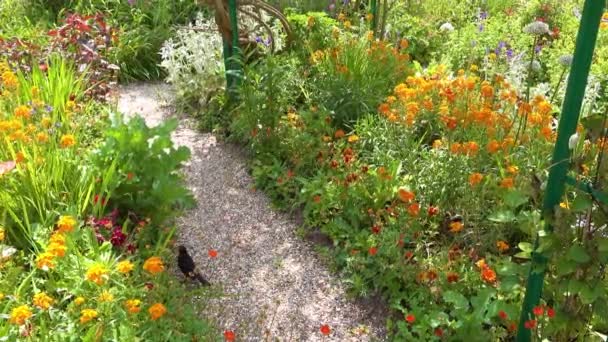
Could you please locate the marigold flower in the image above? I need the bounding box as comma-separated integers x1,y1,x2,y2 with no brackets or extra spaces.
405,314,415,323
125,299,142,314
224,330,236,341
398,189,415,202
36,252,56,270
47,242,67,257
407,202,420,216
496,240,510,252
320,324,331,336
348,135,359,143
14,105,32,119
59,134,76,148
99,290,114,302
117,260,134,274
74,297,85,306
432,139,443,149
49,232,65,244
500,177,514,189
481,267,497,283
334,129,345,139
0,227,4,241
447,272,459,283
487,140,501,153
143,256,164,275
85,263,109,285
428,206,439,216
80,309,98,324
33,292,54,310
56,215,77,233
9,305,32,325
449,221,464,233
208,249,218,258
507,165,519,175
368,246,378,256
148,303,167,320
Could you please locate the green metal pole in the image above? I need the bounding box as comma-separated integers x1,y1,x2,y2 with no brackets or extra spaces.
370,0,378,34
226,0,241,101
516,1,604,341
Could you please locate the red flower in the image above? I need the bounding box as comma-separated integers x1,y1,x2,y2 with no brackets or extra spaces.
524,319,537,329
405,314,415,324
498,310,508,320
446,272,459,283
547,307,555,318
320,324,331,336
371,225,381,234
368,247,378,256
224,330,235,341
533,305,544,316
434,327,443,337
407,202,420,216
404,251,413,260
208,249,218,258
427,206,439,216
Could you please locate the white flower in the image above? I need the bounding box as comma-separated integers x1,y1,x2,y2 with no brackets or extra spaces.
439,22,455,32
558,55,573,67
531,60,542,72
523,21,550,35
569,133,579,150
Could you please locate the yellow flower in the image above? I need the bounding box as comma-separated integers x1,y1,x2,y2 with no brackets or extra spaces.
337,13,346,21
41,117,52,128
1,71,18,88
432,139,443,149
85,263,109,285
99,290,114,302
47,242,67,257
9,305,32,325
33,292,54,310
0,227,4,241
365,13,374,22
36,252,56,270
348,135,359,143
74,297,85,306
143,256,164,275
59,134,76,148
0,293,4,300
449,221,464,233
148,303,167,320
344,20,352,30
124,299,142,314
506,165,519,175
14,105,31,119
116,260,134,274
496,240,510,253
31,86,39,98
80,309,98,324
36,132,49,143
49,232,65,245
56,215,77,233
470,64,479,72
560,202,569,209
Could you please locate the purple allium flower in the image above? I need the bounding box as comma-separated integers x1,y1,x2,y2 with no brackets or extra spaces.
478,24,484,32
480,11,488,20
498,41,506,49
535,45,542,53
255,36,263,43
506,49,514,59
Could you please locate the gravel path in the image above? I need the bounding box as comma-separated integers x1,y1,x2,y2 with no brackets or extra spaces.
117,82,386,342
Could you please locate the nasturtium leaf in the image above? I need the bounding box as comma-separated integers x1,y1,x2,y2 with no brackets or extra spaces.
504,191,528,208
571,196,592,212
488,210,516,223
518,242,533,252
567,244,591,263
443,290,469,311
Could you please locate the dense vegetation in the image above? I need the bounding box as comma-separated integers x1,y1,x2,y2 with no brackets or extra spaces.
2,0,608,340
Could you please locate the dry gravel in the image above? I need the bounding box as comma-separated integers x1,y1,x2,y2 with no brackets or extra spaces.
117,82,387,342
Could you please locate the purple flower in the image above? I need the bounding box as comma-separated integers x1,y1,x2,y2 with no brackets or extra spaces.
480,11,488,20
478,24,484,32
498,41,506,49
506,49,514,59
128,0,136,6
535,45,542,54
255,36,263,43
110,227,127,246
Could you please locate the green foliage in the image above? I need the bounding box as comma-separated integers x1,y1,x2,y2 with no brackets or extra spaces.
92,115,195,225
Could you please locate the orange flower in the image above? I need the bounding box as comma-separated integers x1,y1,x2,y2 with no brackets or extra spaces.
405,314,415,324
47,242,66,257
500,177,514,189
464,141,479,156
481,267,497,283
398,189,415,202
486,140,501,153
14,105,32,119
143,256,164,275
407,202,420,216
80,309,98,324
506,165,519,175
33,292,54,310
208,249,218,258
224,330,236,341
59,134,76,148
450,143,462,154
449,221,464,233
56,215,77,233
334,129,345,139
378,103,390,115
469,173,483,186
148,303,167,320
9,305,32,325
124,299,142,314
399,39,409,50
447,272,459,283
85,263,109,285
496,240,509,252
36,252,55,270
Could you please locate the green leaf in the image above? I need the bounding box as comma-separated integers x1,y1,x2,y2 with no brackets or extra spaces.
518,242,534,252
567,244,591,264
597,238,608,252
571,196,592,212
488,210,516,223
443,290,469,311
504,191,528,208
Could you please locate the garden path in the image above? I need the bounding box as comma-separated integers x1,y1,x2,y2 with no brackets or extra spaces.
117,82,386,342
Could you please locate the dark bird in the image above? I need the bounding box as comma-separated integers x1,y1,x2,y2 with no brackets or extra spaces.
178,245,210,286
